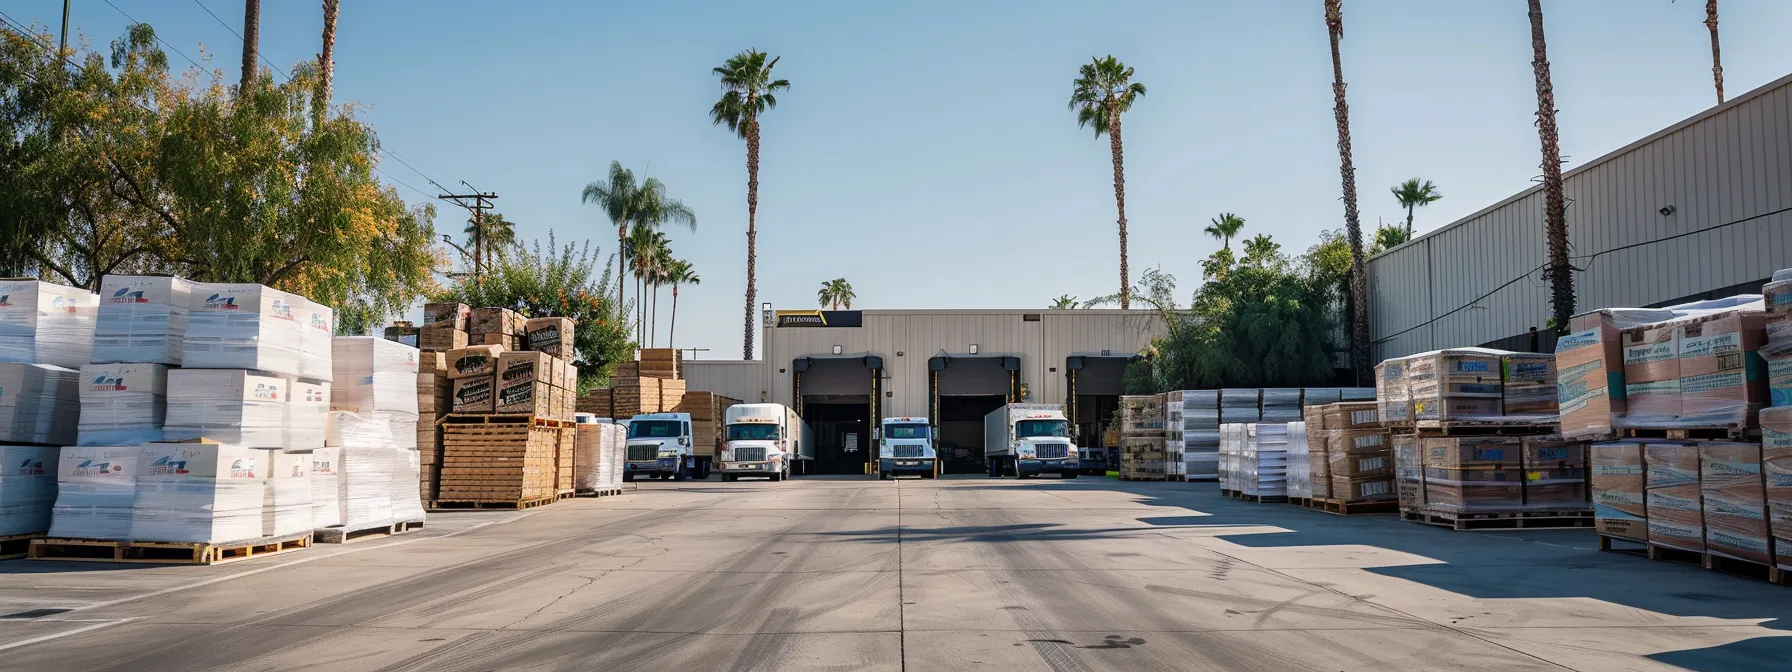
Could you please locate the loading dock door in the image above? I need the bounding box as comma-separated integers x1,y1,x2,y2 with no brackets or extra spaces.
793,356,883,475
1067,355,1131,450
931,356,1020,474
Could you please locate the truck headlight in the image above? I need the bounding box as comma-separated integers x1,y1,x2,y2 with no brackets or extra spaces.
658,450,678,459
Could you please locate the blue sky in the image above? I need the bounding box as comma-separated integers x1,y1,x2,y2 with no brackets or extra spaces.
12,1,1792,360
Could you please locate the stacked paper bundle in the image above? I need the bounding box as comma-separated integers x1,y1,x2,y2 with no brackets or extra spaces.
296,299,336,382
1261,389,1302,424
327,411,396,529
93,275,191,365
1589,441,1648,542
1177,390,1220,481
0,279,98,368
164,370,287,447
309,447,343,528
1220,389,1259,425
1218,423,1245,492
1699,441,1770,564
261,450,313,537
0,445,57,535
76,363,168,446
333,337,422,452
1286,421,1310,498
574,415,603,490
131,443,266,543
286,380,330,452
600,421,625,488
181,283,306,377
0,363,79,445
1644,441,1705,552
48,445,141,540
1241,423,1289,498
390,448,426,522
1763,407,1792,572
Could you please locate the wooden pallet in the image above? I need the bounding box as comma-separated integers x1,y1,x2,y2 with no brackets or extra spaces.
1305,496,1400,515
28,532,313,565
1119,476,1168,482
1226,491,1287,503
575,487,626,498
1603,539,1791,587
1400,508,1593,531
441,413,574,428
314,519,425,544
429,495,560,511
0,532,45,560
1404,421,1560,437
1618,425,1761,441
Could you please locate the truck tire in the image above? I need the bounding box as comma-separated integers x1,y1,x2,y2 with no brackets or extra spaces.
987,459,1000,478
722,474,736,482
673,461,688,481
879,471,889,481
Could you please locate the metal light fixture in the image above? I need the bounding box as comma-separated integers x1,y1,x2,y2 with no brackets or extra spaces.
832,345,843,355
970,344,979,355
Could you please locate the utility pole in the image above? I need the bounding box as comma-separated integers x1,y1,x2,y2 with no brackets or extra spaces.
437,188,497,286
59,0,69,57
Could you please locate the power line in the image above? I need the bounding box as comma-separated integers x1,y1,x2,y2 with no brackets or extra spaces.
380,148,455,195
99,0,204,72
189,0,289,81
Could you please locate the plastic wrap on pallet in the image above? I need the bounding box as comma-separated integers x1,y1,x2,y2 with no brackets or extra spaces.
574,415,602,490
1261,388,1301,407
1621,323,1682,425
1590,441,1648,542
390,448,425,523
1764,271,1792,315
181,283,307,377
1219,389,1260,424
1117,395,1166,434
1520,436,1589,511
1699,441,1770,565
1339,387,1376,401
285,380,330,452
331,337,421,417
1183,445,1218,481
0,445,57,536
309,447,343,528
0,279,97,368
77,363,168,446
1394,434,1423,510
0,363,79,445
1374,359,1412,425
1301,388,1342,405
1500,353,1558,419
49,445,141,540
262,450,313,538
1644,441,1705,552
1419,437,1522,513
1407,348,1508,423
164,370,287,448
1307,427,1333,499
1765,338,1792,408
1286,422,1310,498
94,275,191,365
129,443,265,543
327,411,395,530
1179,389,1220,410
1558,311,1634,438
1242,423,1288,498
1762,408,1792,572
1218,423,1245,492
297,298,336,382
1674,310,1768,427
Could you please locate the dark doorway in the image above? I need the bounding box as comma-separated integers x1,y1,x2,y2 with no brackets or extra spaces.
939,395,1006,474
1067,356,1128,449
803,395,872,475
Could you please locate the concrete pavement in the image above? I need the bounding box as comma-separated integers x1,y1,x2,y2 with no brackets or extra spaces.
0,476,1788,671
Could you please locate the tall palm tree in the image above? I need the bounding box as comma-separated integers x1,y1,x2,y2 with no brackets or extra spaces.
667,259,699,350
314,0,338,126
1324,0,1372,386
817,278,855,310
1704,0,1724,104
1242,234,1281,267
582,161,695,328
648,237,673,347
1069,56,1147,310
1204,213,1246,252
464,212,516,270
1528,0,1574,331
1390,178,1442,239
627,228,669,345
711,49,789,360
241,0,261,91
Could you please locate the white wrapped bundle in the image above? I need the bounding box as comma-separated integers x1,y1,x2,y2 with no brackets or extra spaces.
77,363,168,446
0,363,79,445
0,279,97,368
331,337,421,453
285,380,330,452
1244,423,1289,498
296,298,335,382
327,411,394,529
93,275,191,365
574,415,602,490
181,283,305,376
130,443,265,543
261,450,313,537
390,449,425,523
164,370,287,448
310,447,343,527
0,445,58,535
48,445,141,540
1287,422,1310,498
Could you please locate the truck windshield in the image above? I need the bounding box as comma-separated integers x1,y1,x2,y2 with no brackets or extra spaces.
884,424,929,439
727,424,780,441
628,421,682,439
1015,419,1070,438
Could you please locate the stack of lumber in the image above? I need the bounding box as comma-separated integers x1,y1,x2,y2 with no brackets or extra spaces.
417,352,449,501
436,422,559,504
638,348,682,379
555,426,575,495
659,379,687,412
677,391,742,457
613,376,662,418
578,388,614,417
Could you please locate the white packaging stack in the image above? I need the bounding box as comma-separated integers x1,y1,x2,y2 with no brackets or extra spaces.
296,298,336,382
602,421,625,488
93,275,191,365
0,279,97,368
163,370,287,448
48,445,141,540
327,411,394,530
0,363,79,445
131,443,265,543
309,447,343,527
1261,389,1303,424
1287,421,1310,498
1219,423,1246,492
0,445,58,535
285,380,330,453
1178,390,1221,481
181,283,305,377
331,337,421,452
1221,389,1260,425
391,449,426,523
574,414,602,490
261,450,313,537
76,363,168,446
1303,388,1343,405
1242,423,1289,498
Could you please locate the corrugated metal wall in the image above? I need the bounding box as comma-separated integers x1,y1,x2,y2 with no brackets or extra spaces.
1368,73,1792,361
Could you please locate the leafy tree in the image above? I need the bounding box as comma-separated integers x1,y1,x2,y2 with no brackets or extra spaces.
1241,234,1282,269
1324,0,1372,385
1201,248,1236,282
1370,224,1407,254
1049,295,1078,310
1390,178,1442,239
1204,213,1245,252
817,278,855,310
433,234,633,393
1069,55,1146,310
464,211,517,273
711,49,789,359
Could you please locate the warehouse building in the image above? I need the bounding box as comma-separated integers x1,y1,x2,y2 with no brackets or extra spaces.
1368,72,1792,361
684,309,1165,475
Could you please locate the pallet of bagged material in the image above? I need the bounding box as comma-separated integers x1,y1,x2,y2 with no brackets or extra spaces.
314,519,424,544
0,532,45,560
28,531,313,565
1303,497,1399,516
1399,507,1593,531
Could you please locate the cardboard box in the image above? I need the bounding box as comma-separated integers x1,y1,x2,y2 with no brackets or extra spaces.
469,307,519,336
419,324,467,352
420,351,446,374
1331,475,1395,501
451,376,495,413
1521,436,1587,469
1328,429,1388,454
1644,441,1705,552
1323,402,1381,430
1558,311,1629,438
497,350,554,387
423,302,471,330
1420,467,1522,512
1700,441,1770,565
1375,358,1412,425
1501,353,1558,416
1421,437,1522,468
1328,450,1391,478
1765,279,1792,315
1590,441,1648,541
383,324,419,348
524,317,575,358
1394,433,1424,508
446,345,505,380
1762,407,1792,571
1676,310,1768,426
496,378,553,416
1411,396,1502,422
94,275,191,365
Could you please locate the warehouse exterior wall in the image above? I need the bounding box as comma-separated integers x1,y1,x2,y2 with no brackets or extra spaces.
679,360,764,404
1367,72,1792,362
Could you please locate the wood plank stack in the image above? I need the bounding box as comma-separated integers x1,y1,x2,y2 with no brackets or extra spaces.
613,375,662,418
578,388,614,417
659,379,687,413
418,352,450,501
437,422,559,503
677,391,741,457
638,348,682,379
556,426,575,495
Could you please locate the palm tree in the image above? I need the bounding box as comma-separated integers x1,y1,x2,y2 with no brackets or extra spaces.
1204,213,1246,252
1705,0,1724,104
1390,178,1442,239
627,228,669,345
1528,0,1575,331
1049,295,1078,310
582,161,695,326
241,0,261,91
667,259,699,350
1069,56,1147,310
1324,0,1372,386
464,212,517,270
314,0,338,126
817,278,855,310
1242,234,1281,267
711,49,790,360
648,237,673,347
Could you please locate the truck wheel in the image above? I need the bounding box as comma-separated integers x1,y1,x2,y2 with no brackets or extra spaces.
722,474,736,482
673,462,688,481
623,473,634,483
1010,458,1021,479
879,471,889,481
987,459,1000,478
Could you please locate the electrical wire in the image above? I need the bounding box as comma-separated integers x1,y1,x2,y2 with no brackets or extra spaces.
189,0,289,81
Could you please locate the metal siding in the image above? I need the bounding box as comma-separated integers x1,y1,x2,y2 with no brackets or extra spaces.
681,361,766,403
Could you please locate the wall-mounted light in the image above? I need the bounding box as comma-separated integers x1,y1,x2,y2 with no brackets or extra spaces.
896,351,904,357
832,345,843,355
1659,205,1676,216
969,344,979,355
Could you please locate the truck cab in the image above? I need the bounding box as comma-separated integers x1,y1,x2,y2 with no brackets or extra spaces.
720,403,810,481
985,404,1080,479
622,412,709,481
878,417,938,480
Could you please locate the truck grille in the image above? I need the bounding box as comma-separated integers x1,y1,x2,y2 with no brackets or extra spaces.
732,447,766,462
892,446,926,458
626,446,659,461
1035,445,1069,460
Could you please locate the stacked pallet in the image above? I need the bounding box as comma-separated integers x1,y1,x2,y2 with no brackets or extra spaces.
556,425,575,495
1118,394,1166,480
613,375,662,418
417,352,449,501
659,379,687,414
437,421,559,505
676,391,741,458
578,388,614,417
638,348,683,379
1168,390,1220,481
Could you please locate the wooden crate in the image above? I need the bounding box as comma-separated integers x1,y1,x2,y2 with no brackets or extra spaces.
436,422,560,503
613,376,661,417
658,379,687,412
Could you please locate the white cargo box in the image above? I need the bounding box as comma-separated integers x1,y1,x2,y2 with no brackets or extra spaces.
0,279,97,368
130,442,265,543
77,363,169,446
181,282,306,376
164,369,288,448
49,444,142,540
94,275,192,365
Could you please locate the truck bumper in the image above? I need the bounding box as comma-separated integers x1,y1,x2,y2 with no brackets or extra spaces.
880,458,935,476
1018,459,1078,476
721,461,778,475
625,459,678,477
1078,455,1108,472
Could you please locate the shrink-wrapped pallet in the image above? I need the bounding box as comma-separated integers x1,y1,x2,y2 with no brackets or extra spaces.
1374,359,1412,426
1218,423,1245,491
574,416,602,490
164,370,287,448
1558,311,1637,438
93,275,191,365
1622,324,1682,425
1590,441,1648,541
1286,421,1310,498
286,380,330,452
1500,353,1558,418
327,412,395,529
1676,310,1768,427
130,443,265,543
0,279,97,368
1220,389,1259,425
1394,434,1423,509
391,448,425,522
1644,441,1705,552
1260,389,1302,424
310,447,343,527
181,283,306,377
296,298,335,382
1240,423,1288,498
1699,441,1770,565
49,445,141,540
0,363,79,445
0,445,57,536
77,363,168,446
1118,395,1166,434
1419,437,1522,512
1763,407,1792,572
262,449,313,537
1520,436,1589,509
1406,349,1506,423
332,337,421,451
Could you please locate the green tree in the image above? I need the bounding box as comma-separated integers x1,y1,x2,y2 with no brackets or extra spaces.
433,234,633,393
711,49,789,359
817,278,855,310
1324,0,1372,385
1241,234,1282,269
581,161,696,328
666,259,698,350
1528,0,1575,331
1370,224,1407,254
1204,213,1246,252
1390,178,1442,239
1070,55,1146,310
464,211,517,272
1049,295,1078,310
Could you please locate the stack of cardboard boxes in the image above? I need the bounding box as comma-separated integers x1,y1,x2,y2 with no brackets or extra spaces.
1118,394,1166,481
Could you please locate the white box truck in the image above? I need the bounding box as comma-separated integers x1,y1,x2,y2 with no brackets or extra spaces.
877,416,937,480
720,404,813,481
984,403,1078,478
622,412,711,481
